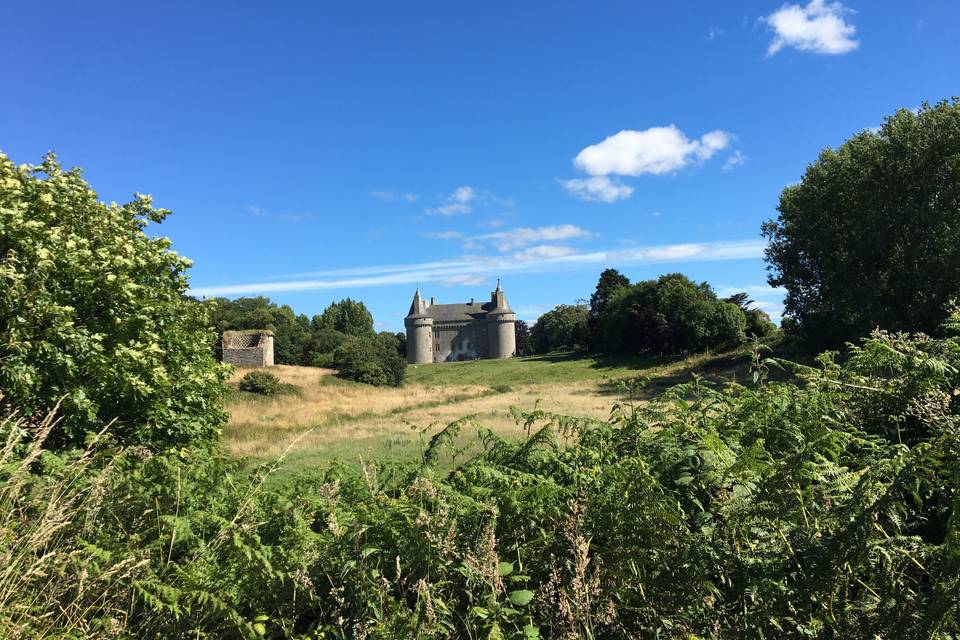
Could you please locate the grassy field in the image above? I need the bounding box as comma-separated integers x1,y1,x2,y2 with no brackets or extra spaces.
223,350,755,477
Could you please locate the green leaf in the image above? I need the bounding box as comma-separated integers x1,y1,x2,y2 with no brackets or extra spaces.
497,561,514,576
508,590,535,606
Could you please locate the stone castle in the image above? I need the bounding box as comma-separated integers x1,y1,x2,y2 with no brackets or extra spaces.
405,282,516,364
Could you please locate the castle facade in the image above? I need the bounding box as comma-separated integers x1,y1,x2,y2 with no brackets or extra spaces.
405,283,516,364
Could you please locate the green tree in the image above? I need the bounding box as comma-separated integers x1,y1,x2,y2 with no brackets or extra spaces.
588,268,630,349
600,274,747,354
763,99,960,347
331,335,406,386
531,304,589,353
317,298,375,336
0,152,228,449
514,319,531,356
724,293,778,338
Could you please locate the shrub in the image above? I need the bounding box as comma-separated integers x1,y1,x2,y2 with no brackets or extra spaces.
237,370,282,395
0,152,228,450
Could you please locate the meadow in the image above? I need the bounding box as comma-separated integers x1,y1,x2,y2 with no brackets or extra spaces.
222,349,755,475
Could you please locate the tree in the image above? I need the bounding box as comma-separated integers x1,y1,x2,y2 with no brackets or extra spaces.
724,293,778,339
763,99,960,347
0,152,228,449
317,299,375,336
588,268,630,349
600,274,747,355
531,304,590,353
514,320,531,356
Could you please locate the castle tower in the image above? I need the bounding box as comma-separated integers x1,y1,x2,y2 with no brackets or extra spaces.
404,288,434,364
486,280,516,359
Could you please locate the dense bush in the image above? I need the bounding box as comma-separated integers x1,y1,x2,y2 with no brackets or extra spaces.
237,370,283,395
331,334,406,386
0,152,228,449
531,304,590,353
5,327,960,638
764,99,960,348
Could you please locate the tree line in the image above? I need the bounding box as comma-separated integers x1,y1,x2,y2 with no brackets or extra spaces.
528,271,777,356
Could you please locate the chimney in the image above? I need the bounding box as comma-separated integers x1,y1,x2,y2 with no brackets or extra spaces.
430,296,435,305
470,297,474,305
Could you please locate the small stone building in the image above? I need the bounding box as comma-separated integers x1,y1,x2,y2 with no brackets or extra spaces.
221,330,274,367
405,282,516,364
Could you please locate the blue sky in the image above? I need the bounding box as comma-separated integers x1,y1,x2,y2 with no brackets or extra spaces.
3,1,957,331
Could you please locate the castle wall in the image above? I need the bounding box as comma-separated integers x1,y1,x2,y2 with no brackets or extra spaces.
432,320,489,362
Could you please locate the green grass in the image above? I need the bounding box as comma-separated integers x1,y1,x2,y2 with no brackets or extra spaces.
405,351,680,386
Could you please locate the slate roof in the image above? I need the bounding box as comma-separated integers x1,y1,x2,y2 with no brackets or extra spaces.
426,301,493,322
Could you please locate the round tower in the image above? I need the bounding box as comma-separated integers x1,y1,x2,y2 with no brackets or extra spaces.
486,281,516,359
404,289,434,364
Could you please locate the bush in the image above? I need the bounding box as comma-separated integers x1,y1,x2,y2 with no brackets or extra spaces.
237,370,282,395
331,335,406,386
0,152,228,450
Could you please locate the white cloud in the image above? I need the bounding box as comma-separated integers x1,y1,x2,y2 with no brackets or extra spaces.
425,185,513,216
370,191,418,202
762,0,859,56
190,239,767,297
559,176,634,203
426,185,475,215
573,125,732,178
723,150,748,171
246,205,267,217
511,245,576,262
421,231,466,240
441,274,488,286
708,26,725,41
423,223,593,252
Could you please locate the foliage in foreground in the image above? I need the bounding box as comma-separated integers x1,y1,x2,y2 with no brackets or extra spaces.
3,329,960,638
0,152,228,449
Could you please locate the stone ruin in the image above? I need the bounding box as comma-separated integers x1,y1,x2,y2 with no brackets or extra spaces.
221,330,274,367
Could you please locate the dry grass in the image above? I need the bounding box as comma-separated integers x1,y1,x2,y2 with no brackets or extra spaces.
224,365,493,458
223,350,751,469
